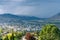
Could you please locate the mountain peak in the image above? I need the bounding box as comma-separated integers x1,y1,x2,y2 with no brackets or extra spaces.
0,13,41,21
3,13,12,15
57,13,60,15
1,13,14,16
49,13,60,20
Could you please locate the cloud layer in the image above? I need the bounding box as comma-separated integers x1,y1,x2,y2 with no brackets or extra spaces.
0,0,60,18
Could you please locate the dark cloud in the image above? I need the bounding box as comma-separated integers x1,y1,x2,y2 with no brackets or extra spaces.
0,0,59,18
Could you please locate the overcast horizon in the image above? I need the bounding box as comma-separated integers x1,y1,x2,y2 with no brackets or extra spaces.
0,0,60,18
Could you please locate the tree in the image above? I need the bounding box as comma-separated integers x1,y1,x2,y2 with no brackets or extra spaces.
38,24,60,40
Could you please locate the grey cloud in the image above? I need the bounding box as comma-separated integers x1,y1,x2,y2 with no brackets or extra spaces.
0,0,60,18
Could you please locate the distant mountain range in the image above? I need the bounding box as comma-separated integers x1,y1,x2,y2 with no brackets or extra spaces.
0,13,60,26
0,13,41,23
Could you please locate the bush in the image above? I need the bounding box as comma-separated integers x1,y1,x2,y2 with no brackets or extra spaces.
2,31,23,40
38,24,60,40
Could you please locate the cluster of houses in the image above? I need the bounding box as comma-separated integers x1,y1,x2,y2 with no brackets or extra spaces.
0,23,41,35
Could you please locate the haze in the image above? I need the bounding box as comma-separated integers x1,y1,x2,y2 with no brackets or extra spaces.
0,0,60,18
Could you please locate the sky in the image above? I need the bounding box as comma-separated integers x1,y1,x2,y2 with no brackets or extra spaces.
0,0,60,18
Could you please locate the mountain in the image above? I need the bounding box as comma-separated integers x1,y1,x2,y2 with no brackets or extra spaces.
45,13,60,27
0,13,60,26
0,13,41,23
49,13,60,20
0,13,60,29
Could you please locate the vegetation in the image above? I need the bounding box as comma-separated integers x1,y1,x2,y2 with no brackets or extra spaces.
0,24,60,40
38,24,60,40
1,30,23,40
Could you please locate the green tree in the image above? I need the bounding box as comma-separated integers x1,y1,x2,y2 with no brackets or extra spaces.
38,24,60,40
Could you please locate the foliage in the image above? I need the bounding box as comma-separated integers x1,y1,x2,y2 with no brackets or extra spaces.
0,27,3,33
38,24,60,40
2,31,23,40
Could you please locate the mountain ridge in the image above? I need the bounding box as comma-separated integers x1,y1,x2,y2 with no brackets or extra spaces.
0,13,42,23
49,13,60,20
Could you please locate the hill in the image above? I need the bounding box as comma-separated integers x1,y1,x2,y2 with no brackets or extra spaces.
46,13,60,27
49,13,60,20
0,13,41,23
0,13,60,27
